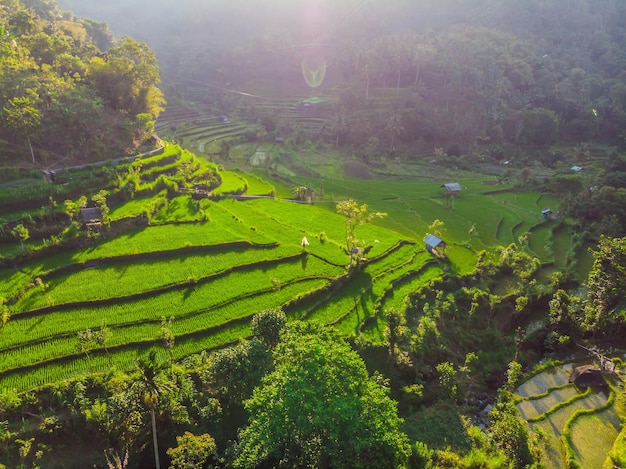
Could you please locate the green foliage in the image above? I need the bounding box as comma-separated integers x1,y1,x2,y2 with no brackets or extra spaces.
584,235,626,335
607,429,626,468
204,339,272,405
384,308,407,355
233,322,411,468
166,432,217,469
436,361,457,401
250,308,286,349
336,199,387,267
489,394,533,468
10,223,29,250
409,441,433,469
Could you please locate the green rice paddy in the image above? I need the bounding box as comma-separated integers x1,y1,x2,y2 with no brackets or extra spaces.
515,364,623,469
0,146,591,396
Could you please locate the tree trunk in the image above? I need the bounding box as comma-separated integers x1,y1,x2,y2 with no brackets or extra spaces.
151,407,160,469
27,136,35,164
414,65,421,88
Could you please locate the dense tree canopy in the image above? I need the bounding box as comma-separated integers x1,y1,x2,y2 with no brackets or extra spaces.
0,0,164,166
584,236,626,335
233,322,411,468
58,0,626,148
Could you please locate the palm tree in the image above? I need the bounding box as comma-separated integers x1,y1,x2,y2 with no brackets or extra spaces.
330,113,348,147
386,113,404,151
133,350,171,469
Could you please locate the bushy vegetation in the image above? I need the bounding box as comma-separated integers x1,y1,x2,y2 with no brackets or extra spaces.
0,0,165,166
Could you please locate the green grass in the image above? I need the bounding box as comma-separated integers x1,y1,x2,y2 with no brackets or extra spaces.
151,195,204,222
377,264,445,314
0,160,584,394
570,405,621,469
213,170,247,195
110,194,160,220
515,363,573,398
12,245,299,311
516,363,621,469
237,171,275,195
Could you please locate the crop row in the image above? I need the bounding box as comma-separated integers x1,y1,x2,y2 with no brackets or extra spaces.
0,278,328,392
72,221,270,262
214,200,348,264
0,255,343,350
13,244,299,311
176,123,236,139
377,265,445,314
0,277,329,375
212,171,248,195
7,223,270,298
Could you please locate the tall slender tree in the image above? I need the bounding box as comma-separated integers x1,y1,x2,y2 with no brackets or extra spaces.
133,351,171,469
2,96,41,163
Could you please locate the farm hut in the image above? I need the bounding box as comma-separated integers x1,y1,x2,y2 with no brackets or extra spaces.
569,365,605,387
79,207,102,228
442,183,462,196
424,234,446,253
571,165,582,172
274,136,285,144
541,208,552,220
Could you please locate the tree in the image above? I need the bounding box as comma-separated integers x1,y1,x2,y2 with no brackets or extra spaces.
386,113,404,151
204,339,272,405
584,236,626,336
384,309,407,356
436,361,457,400
427,219,447,240
336,199,386,268
91,190,110,226
87,36,164,117
0,299,10,331
233,322,411,468
11,224,29,252
250,308,286,349
330,113,348,147
166,432,217,469
489,397,533,468
93,323,112,365
160,316,175,369
2,96,42,163
63,199,80,223
133,350,171,469
76,329,94,370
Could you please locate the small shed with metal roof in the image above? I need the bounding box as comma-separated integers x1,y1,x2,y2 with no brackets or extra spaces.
424,234,446,253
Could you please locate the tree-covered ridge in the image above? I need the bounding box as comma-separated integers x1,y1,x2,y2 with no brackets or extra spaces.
62,0,626,147
0,0,164,167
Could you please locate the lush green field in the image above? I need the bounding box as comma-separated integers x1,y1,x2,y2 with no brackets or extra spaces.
1,188,448,392
515,364,623,469
291,175,563,261
0,146,589,394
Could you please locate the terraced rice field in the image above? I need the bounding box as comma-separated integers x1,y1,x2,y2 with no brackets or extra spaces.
515,364,622,468
291,176,567,268
1,189,448,392
0,140,591,395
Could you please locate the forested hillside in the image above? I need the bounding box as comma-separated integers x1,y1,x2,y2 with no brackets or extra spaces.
58,0,626,147
0,0,164,167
